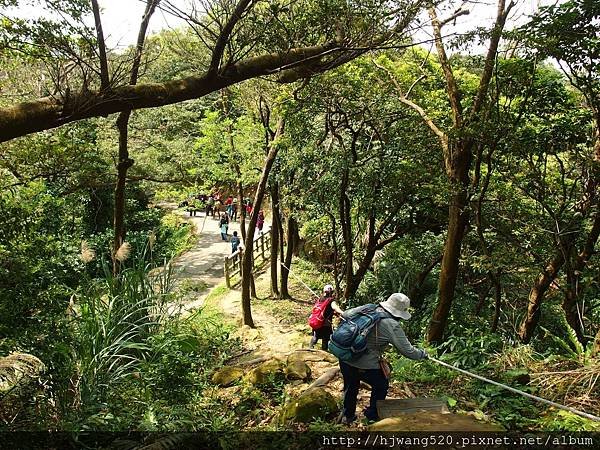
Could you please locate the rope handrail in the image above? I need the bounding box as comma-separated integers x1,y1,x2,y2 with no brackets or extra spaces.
429,356,600,422
279,260,600,423
279,261,320,298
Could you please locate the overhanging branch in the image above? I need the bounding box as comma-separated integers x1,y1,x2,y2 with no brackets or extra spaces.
0,43,339,143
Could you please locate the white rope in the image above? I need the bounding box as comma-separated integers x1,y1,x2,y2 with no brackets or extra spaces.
278,260,600,423
279,261,320,298
429,356,600,422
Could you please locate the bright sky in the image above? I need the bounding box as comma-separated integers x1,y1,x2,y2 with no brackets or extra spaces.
97,0,186,49
98,0,559,52
5,0,561,51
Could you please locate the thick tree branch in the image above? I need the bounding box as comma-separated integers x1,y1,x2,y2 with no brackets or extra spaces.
428,5,463,127
470,0,515,117
0,43,340,143
209,0,254,75
130,0,161,85
374,60,447,149
440,8,470,27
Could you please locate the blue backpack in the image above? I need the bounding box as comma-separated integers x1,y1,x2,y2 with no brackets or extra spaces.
328,304,387,361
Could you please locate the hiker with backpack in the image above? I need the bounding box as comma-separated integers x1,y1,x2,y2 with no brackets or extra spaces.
328,293,428,425
308,285,343,350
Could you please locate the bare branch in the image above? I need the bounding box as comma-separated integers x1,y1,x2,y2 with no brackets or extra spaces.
440,8,470,27
130,0,162,85
470,0,516,117
373,59,447,148
91,0,110,91
428,5,463,126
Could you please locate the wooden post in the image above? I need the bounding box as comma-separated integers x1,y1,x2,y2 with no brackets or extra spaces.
266,230,271,256
261,233,266,261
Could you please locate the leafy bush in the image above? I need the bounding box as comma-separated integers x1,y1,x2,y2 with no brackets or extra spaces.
353,233,443,308
471,381,540,430
438,324,504,368
0,182,83,338
85,211,194,278
391,355,456,385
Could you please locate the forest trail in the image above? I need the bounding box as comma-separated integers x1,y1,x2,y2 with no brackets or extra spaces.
218,274,309,354
168,205,241,312
168,207,503,431
165,204,301,356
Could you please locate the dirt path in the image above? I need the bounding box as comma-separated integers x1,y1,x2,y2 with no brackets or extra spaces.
218,275,308,355
166,204,308,353
167,213,415,420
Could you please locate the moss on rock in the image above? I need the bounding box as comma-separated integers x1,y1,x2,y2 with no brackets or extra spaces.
278,387,338,424
368,411,504,432
285,355,312,381
244,359,285,385
212,366,245,387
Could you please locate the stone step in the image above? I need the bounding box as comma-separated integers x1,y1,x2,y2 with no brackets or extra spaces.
377,397,448,417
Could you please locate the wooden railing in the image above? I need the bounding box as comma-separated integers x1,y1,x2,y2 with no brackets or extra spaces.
224,228,271,288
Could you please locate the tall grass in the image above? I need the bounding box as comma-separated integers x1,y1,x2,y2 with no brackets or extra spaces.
70,253,175,410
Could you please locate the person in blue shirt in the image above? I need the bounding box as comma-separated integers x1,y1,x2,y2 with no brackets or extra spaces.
230,231,241,253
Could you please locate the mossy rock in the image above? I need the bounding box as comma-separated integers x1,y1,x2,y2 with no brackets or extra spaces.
243,359,285,385
285,355,312,381
291,349,338,364
239,325,262,341
278,387,338,424
0,353,45,393
212,366,245,387
369,411,503,432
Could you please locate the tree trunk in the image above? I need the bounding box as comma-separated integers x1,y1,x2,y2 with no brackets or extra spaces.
241,118,285,326
518,252,565,343
425,1,512,344
490,274,502,332
345,245,376,300
592,328,600,358
339,166,353,300
562,208,600,345
427,150,471,343
222,88,246,241
250,269,257,299
325,210,343,298
563,266,587,346
236,178,246,241
291,222,301,256
112,111,134,274
110,0,159,275
280,215,296,299
474,283,493,316
269,182,281,297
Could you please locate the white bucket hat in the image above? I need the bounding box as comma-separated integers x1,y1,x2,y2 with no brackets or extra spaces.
380,293,411,320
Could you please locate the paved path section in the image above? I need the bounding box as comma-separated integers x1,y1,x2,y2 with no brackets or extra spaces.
169,206,241,311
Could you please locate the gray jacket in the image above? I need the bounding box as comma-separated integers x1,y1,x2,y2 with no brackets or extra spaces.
341,305,427,369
